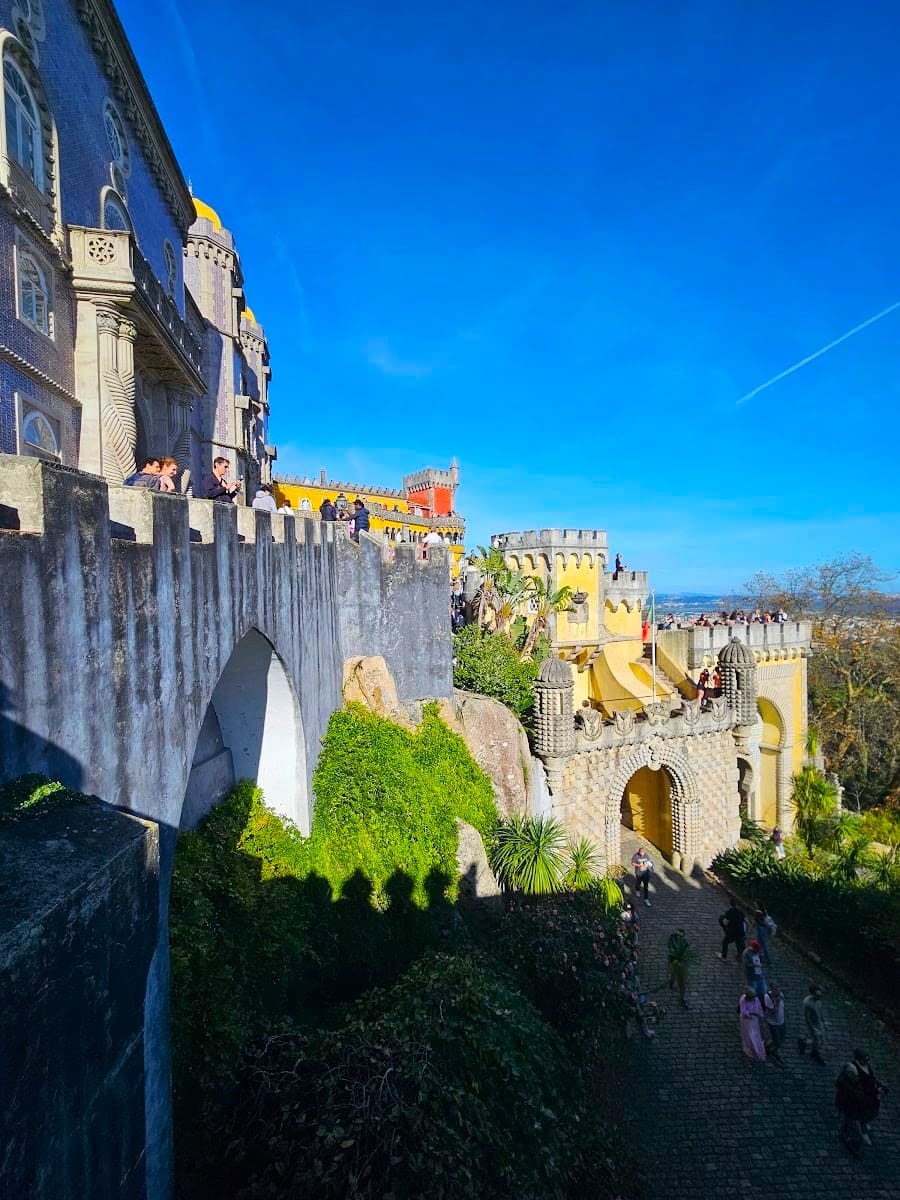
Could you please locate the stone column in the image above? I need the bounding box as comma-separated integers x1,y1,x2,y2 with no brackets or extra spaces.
98,307,136,484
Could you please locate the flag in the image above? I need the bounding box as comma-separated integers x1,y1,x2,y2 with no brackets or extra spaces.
642,593,655,643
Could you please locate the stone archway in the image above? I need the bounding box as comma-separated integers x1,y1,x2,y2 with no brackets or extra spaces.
182,627,309,833
757,697,784,829
607,740,701,873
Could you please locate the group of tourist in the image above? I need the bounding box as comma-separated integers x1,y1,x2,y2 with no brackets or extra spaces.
123,453,180,492
629,864,887,1157
663,608,790,630
317,495,370,541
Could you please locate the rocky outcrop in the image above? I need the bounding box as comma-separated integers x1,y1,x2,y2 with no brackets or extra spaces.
455,818,501,905
342,655,413,727
438,689,530,818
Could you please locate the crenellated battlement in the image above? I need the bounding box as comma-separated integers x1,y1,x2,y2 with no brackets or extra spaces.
491,528,609,562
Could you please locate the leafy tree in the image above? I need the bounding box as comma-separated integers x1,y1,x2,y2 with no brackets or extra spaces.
562,837,603,890
521,576,574,657
492,814,568,894
745,554,900,809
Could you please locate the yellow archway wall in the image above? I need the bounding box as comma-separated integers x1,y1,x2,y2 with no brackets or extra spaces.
757,698,784,828
622,767,673,857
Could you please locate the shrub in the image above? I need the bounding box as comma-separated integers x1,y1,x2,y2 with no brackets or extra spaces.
493,890,660,1052
712,845,900,1016
209,952,612,1200
859,807,900,847
452,624,542,719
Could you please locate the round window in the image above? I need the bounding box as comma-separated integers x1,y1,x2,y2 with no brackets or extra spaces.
22,409,58,455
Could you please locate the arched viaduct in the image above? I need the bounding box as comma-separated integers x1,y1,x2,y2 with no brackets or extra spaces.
0,454,452,1200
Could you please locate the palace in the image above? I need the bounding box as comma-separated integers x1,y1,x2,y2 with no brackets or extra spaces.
0,0,273,491
276,460,466,571
491,529,811,871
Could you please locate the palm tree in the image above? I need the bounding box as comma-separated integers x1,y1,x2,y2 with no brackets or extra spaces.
521,576,573,658
562,836,602,890
791,763,838,856
827,833,873,885
867,844,900,890
490,814,567,894
491,569,532,637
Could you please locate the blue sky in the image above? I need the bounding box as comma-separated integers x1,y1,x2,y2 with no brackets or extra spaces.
120,0,900,592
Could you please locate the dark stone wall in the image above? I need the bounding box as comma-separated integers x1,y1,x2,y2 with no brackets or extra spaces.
0,799,158,1200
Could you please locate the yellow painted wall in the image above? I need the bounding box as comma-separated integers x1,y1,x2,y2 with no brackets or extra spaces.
554,554,600,644
760,748,779,827
603,598,642,639
622,767,673,857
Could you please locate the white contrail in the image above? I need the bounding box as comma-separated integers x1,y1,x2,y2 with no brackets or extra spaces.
735,299,900,406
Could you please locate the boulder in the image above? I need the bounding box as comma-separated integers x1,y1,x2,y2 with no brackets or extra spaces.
456,818,501,905
438,689,530,818
341,656,412,727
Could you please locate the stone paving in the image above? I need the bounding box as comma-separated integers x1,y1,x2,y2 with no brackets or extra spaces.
618,830,900,1200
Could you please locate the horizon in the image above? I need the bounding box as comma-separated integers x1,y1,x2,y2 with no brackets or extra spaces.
118,0,900,592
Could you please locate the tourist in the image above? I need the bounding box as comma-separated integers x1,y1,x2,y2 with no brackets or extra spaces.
319,496,336,521
798,982,827,1063
697,668,710,707
614,552,627,577
251,483,277,512
741,940,768,998
157,456,178,493
280,499,293,514
737,986,767,1063
201,456,241,502
631,846,654,906
663,613,676,629
666,928,691,1008
423,529,442,556
124,455,161,488
621,901,637,926
350,498,370,542
718,896,747,961
835,1048,886,1154
711,667,722,697
753,905,776,965
771,826,786,860
763,984,786,1065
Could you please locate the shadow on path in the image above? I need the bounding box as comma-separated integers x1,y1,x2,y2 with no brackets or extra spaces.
619,829,900,1200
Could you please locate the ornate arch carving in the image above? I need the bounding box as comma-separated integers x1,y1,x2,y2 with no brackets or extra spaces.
607,738,701,864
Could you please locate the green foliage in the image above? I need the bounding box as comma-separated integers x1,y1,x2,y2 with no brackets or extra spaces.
791,763,838,855
494,891,661,1052
170,705,498,1121
452,624,543,718
588,875,625,915
208,952,627,1200
491,816,604,895
859,807,900,847
739,809,770,847
562,836,603,890
712,844,900,1016
0,774,70,823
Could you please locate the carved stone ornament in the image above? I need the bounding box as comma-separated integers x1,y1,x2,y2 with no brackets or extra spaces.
612,709,635,737
96,309,120,334
682,698,701,726
647,739,664,771
710,697,728,724
87,234,117,264
576,706,604,742
118,318,137,341
645,701,671,727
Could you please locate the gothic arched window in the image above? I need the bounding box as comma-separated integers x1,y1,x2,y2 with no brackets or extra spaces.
21,408,59,458
18,249,49,334
3,57,42,188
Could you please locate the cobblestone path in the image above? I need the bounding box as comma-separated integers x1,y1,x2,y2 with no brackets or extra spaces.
618,830,900,1200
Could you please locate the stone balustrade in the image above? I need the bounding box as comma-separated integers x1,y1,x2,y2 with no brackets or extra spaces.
659,621,813,671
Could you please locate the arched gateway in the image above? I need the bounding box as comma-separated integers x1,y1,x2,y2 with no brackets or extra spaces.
609,740,701,872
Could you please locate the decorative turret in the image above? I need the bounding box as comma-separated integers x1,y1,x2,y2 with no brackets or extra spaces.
718,637,757,727
533,655,575,758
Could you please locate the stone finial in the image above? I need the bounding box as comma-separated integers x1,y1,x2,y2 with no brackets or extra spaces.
533,656,575,758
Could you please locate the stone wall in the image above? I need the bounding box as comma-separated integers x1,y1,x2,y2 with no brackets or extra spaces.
337,533,453,702
0,454,454,1200
552,728,740,872
0,798,158,1200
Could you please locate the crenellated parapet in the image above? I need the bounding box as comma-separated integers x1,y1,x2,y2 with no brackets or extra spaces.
491,528,608,567
603,570,649,612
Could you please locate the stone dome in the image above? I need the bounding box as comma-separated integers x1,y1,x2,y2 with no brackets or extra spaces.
718,637,755,667
536,655,573,687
